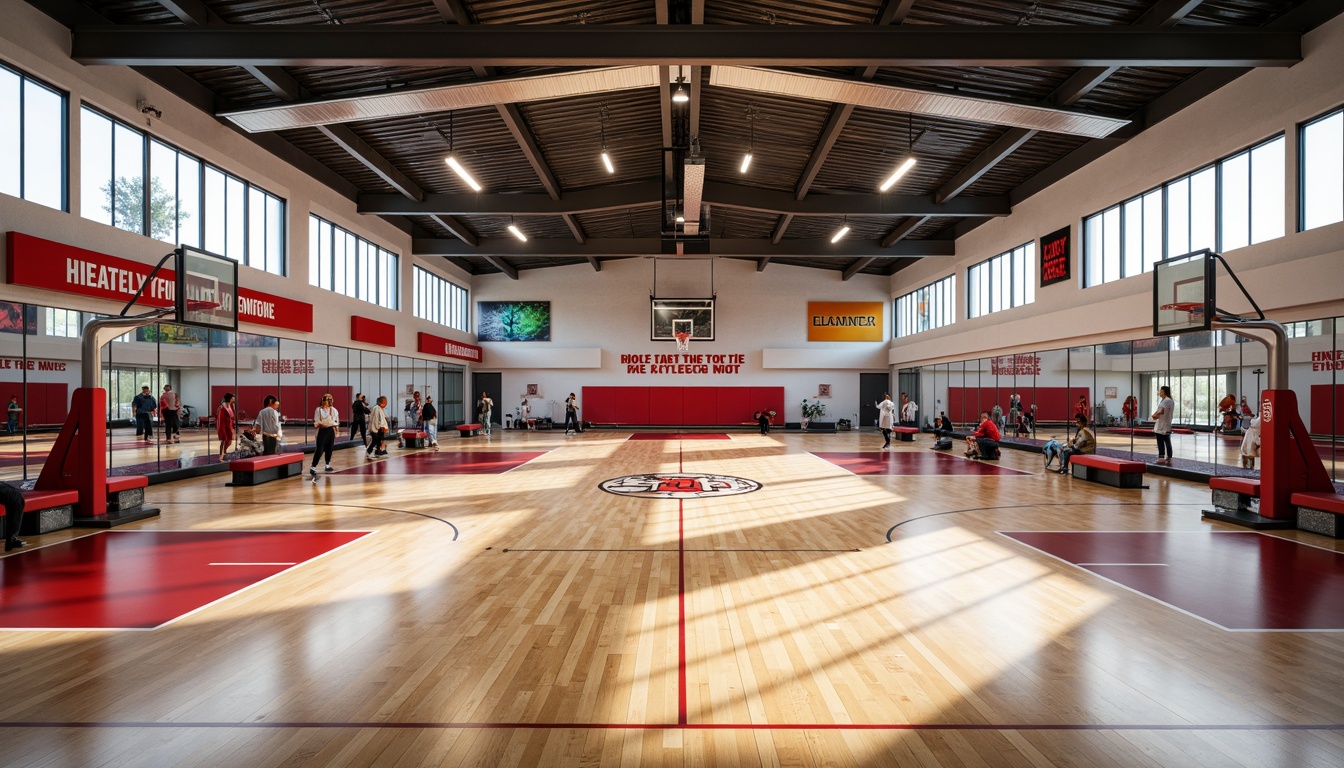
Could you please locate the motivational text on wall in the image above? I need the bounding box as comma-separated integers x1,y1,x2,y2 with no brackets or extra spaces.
622,353,745,375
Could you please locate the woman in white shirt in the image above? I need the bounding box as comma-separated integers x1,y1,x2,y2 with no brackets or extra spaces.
310,394,340,477
1151,385,1176,465
877,394,896,450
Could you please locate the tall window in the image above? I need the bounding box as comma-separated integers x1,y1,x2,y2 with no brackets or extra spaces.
1302,107,1344,231
309,215,400,310
967,242,1035,319
414,266,468,331
894,275,955,338
80,106,286,274
0,63,66,211
43,308,81,337
1084,135,1285,287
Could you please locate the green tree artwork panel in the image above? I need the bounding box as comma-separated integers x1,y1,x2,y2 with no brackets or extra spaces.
478,301,551,342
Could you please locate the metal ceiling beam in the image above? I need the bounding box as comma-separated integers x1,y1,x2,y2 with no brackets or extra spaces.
156,0,209,26
481,255,519,280
317,125,424,202
756,257,771,272
71,26,1303,68
934,129,1036,203
842,257,878,281
586,256,601,272
880,216,929,248
413,237,953,258
359,181,1009,218
429,215,479,247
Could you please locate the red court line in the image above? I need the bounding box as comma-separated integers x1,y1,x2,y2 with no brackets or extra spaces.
628,433,730,440
677,444,687,725
2,721,1340,732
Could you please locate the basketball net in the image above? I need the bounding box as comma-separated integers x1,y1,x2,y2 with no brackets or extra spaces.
674,331,692,351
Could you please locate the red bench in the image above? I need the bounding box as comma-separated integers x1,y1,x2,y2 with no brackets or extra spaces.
1209,476,1260,517
107,475,149,512
228,453,304,486
1292,492,1344,538
457,423,484,437
15,489,79,535
891,426,920,442
400,429,429,448
1069,454,1146,488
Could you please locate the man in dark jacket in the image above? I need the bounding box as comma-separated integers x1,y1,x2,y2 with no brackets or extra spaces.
132,385,158,443
350,394,370,445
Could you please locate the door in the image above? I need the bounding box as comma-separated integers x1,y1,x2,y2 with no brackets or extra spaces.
859,372,889,430
472,372,502,427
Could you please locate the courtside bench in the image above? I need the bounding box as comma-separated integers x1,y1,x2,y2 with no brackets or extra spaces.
1069,455,1146,488
1209,476,1260,517
401,429,429,448
892,426,920,443
457,423,484,438
17,489,79,535
1292,492,1344,538
227,454,304,486
107,475,148,512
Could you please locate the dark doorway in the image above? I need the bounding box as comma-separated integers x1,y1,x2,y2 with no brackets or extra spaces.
859,372,889,430
472,372,502,427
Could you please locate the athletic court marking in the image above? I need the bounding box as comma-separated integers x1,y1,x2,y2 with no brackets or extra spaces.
812,450,1032,476
1000,530,1344,631
337,450,546,475
0,530,369,630
627,433,731,440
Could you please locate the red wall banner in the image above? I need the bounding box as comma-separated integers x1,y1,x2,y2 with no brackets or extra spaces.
417,331,483,363
351,315,396,347
5,232,313,333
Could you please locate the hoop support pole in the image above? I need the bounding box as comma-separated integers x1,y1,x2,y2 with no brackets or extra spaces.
1212,318,1287,390
81,310,175,389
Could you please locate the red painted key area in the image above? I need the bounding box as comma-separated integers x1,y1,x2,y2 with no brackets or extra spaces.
0,530,369,630
339,451,545,475
814,451,1031,476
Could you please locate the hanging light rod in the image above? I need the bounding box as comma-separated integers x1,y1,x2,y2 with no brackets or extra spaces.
599,103,615,174
741,104,756,175
672,78,689,103
740,153,752,173
830,224,851,244
446,156,482,192
507,224,528,241
879,157,917,192
601,151,615,174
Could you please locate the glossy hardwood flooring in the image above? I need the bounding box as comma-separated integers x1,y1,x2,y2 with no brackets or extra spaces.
2,429,1343,767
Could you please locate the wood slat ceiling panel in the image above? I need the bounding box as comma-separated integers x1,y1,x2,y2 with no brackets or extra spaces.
960,131,1091,196
572,204,663,238
465,0,656,25
276,127,396,192
698,82,834,194
704,0,886,26
870,66,1078,106
516,90,663,191
280,65,484,101
709,207,778,239
464,215,575,239
808,108,1002,195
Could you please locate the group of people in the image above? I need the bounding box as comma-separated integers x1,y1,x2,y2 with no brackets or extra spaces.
127,384,185,444
875,392,921,449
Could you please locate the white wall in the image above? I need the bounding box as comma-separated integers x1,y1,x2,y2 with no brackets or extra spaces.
472,258,891,423
890,12,1344,368
0,0,475,363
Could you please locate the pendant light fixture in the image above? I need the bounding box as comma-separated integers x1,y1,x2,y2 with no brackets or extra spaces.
599,103,615,174
830,216,850,244
507,216,527,242
444,111,483,192
740,104,756,174
879,114,917,192
671,74,689,104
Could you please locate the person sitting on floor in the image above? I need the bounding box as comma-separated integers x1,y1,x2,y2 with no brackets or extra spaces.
932,416,953,438
1056,414,1096,473
965,410,1001,460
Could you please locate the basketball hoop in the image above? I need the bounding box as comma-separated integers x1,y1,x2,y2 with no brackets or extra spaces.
1159,302,1206,323
672,318,693,351
185,300,221,313
673,331,691,351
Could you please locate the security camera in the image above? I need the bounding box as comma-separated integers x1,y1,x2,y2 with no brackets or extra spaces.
137,100,162,120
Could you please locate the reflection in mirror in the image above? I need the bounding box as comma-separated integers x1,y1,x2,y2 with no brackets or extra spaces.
1034,348,1071,444
1096,340,1133,457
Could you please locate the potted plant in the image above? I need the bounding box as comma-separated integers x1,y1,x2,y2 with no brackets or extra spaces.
801,399,826,430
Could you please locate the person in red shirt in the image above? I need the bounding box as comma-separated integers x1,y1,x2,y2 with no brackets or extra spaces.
965,410,1001,460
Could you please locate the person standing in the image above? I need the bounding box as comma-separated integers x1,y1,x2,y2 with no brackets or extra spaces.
310,394,339,478
755,407,772,435
1075,394,1090,422
216,392,236,461
350,393,370,445
1,480,28,551
256,395,283,456
6,395,19,435
877,393,896,450
1056,415,1096,473
902,396,919,428
367,396,390,457
1151,385,1175,465
478,392,494,435
159,384,181,444
133,385,158,443
564,392,580,435
1122,395,1138,428
421,395,438,449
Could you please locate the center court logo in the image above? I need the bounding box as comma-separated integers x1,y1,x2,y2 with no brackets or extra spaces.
598,473,762,499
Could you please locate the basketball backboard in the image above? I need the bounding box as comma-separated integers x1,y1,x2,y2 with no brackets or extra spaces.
176,246,238,331
652,298,714,341
1153,249,1215,337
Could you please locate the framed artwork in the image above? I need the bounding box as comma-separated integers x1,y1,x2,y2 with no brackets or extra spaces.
651,298,714,341
526,384,540,396
1104,386,1118,398
817,384,832,398
478,301,551,342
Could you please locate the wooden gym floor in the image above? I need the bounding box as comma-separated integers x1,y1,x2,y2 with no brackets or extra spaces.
2,430,1343,767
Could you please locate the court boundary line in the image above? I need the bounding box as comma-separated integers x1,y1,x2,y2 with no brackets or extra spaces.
997,530,1344,633
884,502,1208,541
154,501,459,540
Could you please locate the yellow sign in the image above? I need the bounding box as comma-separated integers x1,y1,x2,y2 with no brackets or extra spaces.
807,301,884,341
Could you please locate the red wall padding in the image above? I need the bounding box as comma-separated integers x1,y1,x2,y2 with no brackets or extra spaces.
946,387,1090,424
583,386,785,426
0,382,69,426
1311,384,1344,435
